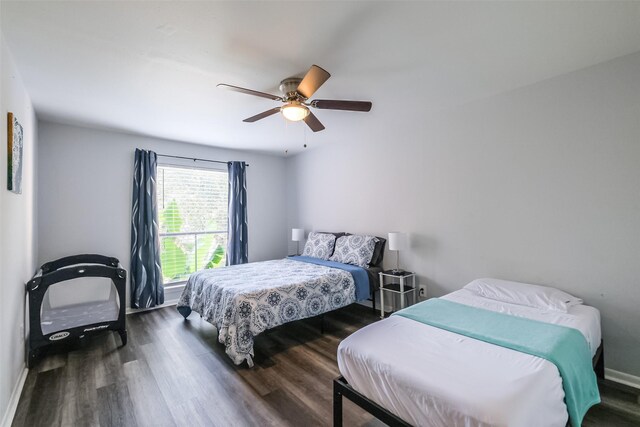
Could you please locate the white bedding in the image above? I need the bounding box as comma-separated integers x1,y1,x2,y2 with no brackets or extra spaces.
337,289,601,427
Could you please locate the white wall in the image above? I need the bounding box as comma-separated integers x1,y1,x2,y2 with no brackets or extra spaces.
37,121,288,305
287,52,640,377
0,36,38,426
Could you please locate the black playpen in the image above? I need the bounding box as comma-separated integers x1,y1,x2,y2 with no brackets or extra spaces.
26,254,127,367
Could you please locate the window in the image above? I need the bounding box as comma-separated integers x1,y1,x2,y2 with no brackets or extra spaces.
157,165,228,285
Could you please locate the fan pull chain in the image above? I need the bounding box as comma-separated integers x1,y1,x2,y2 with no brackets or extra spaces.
304,122,309,148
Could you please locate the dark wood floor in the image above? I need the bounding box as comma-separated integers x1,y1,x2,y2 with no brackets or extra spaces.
12,304,640,427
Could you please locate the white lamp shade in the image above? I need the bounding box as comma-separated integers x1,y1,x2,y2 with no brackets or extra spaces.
388,232,408,251
292,228,305,241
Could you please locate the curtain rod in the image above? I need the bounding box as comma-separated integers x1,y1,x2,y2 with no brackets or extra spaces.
156,153,249,167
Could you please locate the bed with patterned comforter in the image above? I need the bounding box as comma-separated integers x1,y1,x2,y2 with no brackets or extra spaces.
176,256,369,366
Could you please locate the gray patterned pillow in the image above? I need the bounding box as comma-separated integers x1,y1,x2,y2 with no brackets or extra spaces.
302,232,337,260
329,235,378,268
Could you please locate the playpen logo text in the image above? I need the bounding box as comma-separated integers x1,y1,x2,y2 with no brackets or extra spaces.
84,325,109,332
49,331,70,341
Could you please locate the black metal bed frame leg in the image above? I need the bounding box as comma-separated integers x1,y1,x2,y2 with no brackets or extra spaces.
595,343,605,380
372,290,376,315
320,314,325,334
334,379,343,427
333,376,412,427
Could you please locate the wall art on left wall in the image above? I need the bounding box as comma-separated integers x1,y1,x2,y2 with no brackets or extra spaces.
7,112,24,194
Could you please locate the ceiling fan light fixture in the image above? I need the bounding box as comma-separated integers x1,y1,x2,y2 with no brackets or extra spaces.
281,102,309,122
219,64,371,132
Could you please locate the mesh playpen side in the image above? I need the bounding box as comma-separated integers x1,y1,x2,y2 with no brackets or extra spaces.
26,254,127,368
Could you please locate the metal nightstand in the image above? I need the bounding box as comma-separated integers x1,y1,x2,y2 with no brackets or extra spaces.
378,270,417,319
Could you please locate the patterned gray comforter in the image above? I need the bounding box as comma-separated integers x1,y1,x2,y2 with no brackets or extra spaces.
176,258,356,366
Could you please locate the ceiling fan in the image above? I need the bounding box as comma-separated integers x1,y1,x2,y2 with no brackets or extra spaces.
217,65,372,132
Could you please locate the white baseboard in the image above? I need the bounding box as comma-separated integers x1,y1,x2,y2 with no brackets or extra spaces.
126,284,182,314
605,368,640,390
126,299,178,315
1,365,28,427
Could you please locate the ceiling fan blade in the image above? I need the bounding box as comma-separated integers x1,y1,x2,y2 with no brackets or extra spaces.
217,84,282,101
243,107,282,123
303,111,325,132
312,100,372,112
297,65,331,99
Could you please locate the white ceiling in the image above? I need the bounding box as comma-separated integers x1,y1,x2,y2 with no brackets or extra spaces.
2,1,640,155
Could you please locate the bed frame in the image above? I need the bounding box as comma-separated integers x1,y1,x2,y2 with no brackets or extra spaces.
333,340,605,427
26,254,127,368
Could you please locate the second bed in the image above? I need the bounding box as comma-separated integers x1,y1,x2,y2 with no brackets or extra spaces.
337,281,602,427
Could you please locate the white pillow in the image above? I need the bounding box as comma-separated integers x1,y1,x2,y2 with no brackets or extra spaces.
464,278,583,313
301,232,336,260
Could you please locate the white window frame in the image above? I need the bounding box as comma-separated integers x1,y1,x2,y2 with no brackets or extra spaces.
157,159,228,289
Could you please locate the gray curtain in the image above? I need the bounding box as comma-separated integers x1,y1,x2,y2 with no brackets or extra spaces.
227,161,248,265
130,149,164,308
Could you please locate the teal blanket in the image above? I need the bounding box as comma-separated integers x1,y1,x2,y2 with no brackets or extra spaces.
395,298,600,427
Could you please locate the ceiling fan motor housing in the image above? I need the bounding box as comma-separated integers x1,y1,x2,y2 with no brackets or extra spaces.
279,78,303,100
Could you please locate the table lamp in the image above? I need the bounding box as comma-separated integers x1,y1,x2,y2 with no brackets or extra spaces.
292,228,305,255
388,232,408,274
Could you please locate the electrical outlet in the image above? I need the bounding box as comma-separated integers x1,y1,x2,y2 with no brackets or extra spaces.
419,285,427,299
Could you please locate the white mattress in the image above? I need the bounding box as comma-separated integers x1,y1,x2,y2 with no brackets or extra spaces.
337,289,601,427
